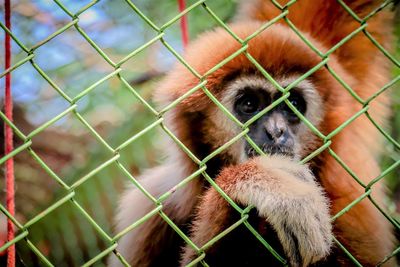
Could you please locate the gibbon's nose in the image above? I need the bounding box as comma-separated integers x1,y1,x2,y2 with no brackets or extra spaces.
264,113,288,145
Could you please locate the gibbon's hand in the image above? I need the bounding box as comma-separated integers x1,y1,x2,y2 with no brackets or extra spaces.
181,155,333,267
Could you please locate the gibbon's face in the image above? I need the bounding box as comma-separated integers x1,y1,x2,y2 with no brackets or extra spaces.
158,23,330,167
220,75,323,161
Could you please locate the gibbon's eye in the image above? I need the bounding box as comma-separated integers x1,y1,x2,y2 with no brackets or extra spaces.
286,92,307,115
235,93,261,115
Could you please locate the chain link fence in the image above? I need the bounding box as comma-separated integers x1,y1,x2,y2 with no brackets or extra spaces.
0,0,399,266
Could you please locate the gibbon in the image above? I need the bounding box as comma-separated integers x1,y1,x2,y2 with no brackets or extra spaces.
110,0,396,266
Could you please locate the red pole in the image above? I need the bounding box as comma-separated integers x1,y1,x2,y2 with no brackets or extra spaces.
4,0,16,266
178,0,189,49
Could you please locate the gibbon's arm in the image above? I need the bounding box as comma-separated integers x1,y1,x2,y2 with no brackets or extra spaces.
181,155,333,267
109,162,202,267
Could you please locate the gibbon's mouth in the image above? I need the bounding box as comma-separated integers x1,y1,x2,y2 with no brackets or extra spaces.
246,144,295,158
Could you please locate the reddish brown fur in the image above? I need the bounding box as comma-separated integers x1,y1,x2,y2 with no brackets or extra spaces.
180,162,260,262
154,0,395,265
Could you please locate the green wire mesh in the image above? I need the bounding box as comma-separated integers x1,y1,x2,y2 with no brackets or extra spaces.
0,0,399,266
